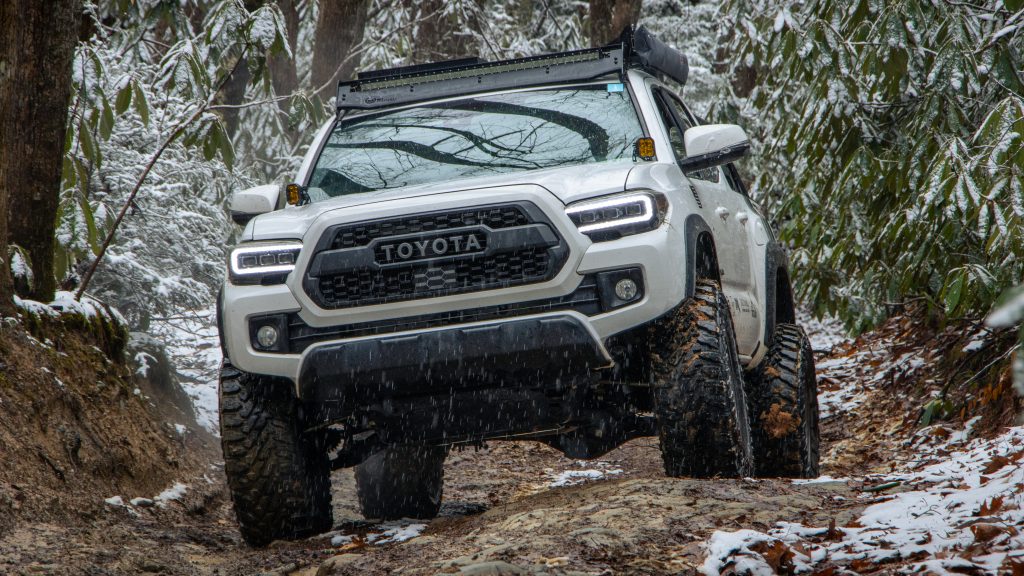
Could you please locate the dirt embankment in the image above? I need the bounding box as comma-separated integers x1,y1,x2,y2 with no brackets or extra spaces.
0,310,1020,575
0,307,219,544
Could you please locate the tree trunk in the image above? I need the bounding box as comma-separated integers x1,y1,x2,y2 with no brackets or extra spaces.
2,0,82,302
410,0,480,65
218,0,257,136
219,53,251,136
0,2,19,312
269,0,300,109
311,0,370,100
589,0,642,47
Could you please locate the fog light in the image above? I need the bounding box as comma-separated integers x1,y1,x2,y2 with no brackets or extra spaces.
615,278,639,301
256,325,279,348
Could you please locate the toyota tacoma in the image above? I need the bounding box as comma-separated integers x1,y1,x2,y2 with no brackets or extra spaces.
217,27,820,546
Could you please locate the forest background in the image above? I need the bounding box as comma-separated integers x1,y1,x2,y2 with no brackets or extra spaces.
1,0,1022,421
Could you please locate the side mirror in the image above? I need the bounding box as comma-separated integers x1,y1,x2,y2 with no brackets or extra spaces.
679,124,751,172
229,184,280,226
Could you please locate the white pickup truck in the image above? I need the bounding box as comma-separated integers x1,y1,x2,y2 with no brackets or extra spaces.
217,27,819,546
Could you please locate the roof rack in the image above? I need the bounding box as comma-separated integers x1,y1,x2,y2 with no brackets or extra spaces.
336,26,687,111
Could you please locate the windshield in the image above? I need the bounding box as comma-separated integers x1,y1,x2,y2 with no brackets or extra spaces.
307,84,644,200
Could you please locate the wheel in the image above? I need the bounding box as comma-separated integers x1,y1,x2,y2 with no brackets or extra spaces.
649,278,754,478
749,323,820,478
219,360,332,546
355,446,446,520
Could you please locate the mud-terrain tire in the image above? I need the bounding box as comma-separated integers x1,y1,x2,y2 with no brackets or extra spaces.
650,279,754,478
749,323,820,478
355,446,446,520
219,361,332,546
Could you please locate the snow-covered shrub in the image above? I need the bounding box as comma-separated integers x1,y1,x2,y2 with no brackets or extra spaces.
720,0,1024,333
60,1,292,328
358,0,587,70
639,0,727,117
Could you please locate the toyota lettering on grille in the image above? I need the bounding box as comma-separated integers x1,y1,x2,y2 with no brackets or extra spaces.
375,231,487,264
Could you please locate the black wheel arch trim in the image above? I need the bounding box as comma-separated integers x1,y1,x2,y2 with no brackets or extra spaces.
216,287,228,358
681,214,718,299
763,239,795,350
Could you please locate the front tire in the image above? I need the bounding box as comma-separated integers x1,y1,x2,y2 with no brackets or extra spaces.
355,446,446,520
749,323,820,478
649,279,754,478
219,361,332,546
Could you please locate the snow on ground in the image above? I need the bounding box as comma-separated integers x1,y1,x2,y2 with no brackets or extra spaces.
701,312,1024,574
546,461,624,488
104,482,190,512
375,522,429,544
324,522,429,548
814,350,879,420
151,306,221,433
14,291,125,323
797,307,849,354
702,424,1024,575
154,482,188,507
798,307,869,420
809,318,934,422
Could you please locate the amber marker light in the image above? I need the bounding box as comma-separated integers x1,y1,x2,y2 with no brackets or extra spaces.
286,183,302,205
635,137,656,161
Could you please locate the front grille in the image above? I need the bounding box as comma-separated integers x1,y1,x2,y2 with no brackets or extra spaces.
288,275,600,353
330,205,529,250
304,202,568,309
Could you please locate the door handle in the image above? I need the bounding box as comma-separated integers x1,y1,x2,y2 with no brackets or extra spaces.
736,211,749,224
715,207,730,220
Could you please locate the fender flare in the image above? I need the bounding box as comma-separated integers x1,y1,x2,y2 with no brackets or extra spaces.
762,239,795,349
216,287,228,358
682,214,718,299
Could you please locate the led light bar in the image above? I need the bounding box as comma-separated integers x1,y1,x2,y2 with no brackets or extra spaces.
337,46,625,111
336,26,690,112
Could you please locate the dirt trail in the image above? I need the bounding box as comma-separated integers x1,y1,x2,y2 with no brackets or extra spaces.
0,438,865,576
2,313,1019,575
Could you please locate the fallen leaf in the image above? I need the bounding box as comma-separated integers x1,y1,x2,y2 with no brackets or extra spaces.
850,558,881,573
336,534,368,552
978,496,1004,516
983,455,1010,475
1001,557,1024,576
750,540,796,575
970,523,1004,543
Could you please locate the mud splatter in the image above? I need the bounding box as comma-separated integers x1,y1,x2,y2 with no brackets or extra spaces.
762,404,800,439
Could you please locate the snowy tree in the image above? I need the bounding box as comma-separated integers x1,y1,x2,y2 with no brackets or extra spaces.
720,0,1024,335
61,1,291,328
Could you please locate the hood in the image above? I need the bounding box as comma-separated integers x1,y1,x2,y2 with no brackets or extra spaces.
246,161,639,241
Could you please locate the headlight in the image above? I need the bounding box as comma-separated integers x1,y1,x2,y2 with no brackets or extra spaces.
229,241,302,285
565,191,668,241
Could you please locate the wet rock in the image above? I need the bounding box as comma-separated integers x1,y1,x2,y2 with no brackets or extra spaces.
317,554,361,575
439,542,522,569
136,558,170,573
260,563,300,576
458,561,528,576
568,527,632,555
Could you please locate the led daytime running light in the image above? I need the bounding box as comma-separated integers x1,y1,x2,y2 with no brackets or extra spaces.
566,193,655,234
230,242,302,277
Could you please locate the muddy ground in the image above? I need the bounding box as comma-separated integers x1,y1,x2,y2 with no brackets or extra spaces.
0,314,1017,575
0,439,865,576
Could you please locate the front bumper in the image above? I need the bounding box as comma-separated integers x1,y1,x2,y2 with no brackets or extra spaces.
297,313,611,407
220,186,689,392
